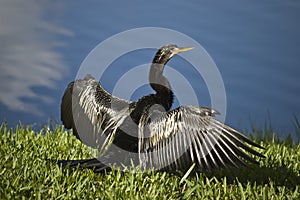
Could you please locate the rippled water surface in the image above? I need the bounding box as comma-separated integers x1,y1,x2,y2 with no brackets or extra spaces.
0,1,299,141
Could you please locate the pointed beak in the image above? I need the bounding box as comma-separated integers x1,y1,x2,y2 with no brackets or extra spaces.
174,47,194,53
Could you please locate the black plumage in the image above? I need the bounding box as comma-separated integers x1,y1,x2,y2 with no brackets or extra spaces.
58,44,264,172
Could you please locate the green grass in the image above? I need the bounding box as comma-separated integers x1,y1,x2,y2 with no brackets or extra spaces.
0,122,299,199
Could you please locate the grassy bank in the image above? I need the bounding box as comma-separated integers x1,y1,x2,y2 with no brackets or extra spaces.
0,123,299,199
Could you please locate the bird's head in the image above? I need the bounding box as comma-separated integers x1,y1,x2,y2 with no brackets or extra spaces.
152,44,193,65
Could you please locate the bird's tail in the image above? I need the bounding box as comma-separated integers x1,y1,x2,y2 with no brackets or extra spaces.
56,158,110,173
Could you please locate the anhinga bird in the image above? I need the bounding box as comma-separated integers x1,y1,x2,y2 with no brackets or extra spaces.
59,44,264,173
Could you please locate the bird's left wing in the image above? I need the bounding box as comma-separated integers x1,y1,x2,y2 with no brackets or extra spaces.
61,75,131,152
138,106,264,172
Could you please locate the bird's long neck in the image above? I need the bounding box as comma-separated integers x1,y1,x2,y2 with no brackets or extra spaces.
149,60,174,111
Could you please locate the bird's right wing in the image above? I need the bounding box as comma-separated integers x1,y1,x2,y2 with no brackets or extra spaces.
61,75,131,152
138,106,264,172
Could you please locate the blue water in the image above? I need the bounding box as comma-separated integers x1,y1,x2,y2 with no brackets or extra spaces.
0,0,299,141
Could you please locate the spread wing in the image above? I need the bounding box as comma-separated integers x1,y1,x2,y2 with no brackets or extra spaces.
60,76,264,172
61,75,131,153
138,106,264,172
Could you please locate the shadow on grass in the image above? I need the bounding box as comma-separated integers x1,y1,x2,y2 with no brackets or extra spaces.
201,163,300,189
54,157,299,190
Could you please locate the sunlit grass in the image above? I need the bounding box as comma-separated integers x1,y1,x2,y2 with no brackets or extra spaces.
0,122,299,199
